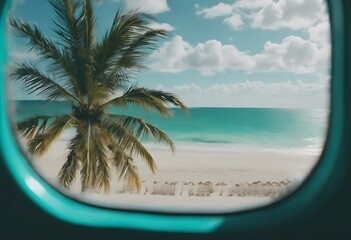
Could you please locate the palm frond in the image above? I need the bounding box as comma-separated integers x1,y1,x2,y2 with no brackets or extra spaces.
148,89,188,111
8,17,81,98
80,0,96,105
78,121,96,192
80,0,95,50
108,114,175,152
95,69,129,95
101,28,167,90
17,115,51,140
114,28,167,72
58,122,110,192
95,146,110,192
49,0,83,47
57,135,80,188
122,158,140,191
50,0,90,97
92,11,165,89
28,115,74,156
99,126,140,191
100,86,187,117
114,153,141,192
88,122,111,192
76,122,110,192
11,63,79,103
103,119,157,174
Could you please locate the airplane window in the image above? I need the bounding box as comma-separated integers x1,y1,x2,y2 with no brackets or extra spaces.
6,0,331,213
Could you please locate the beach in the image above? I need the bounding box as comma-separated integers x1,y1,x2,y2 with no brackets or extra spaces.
14,102,326,212
28,138,320,213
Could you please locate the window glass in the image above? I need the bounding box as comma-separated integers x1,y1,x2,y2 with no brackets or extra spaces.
6,0,331,213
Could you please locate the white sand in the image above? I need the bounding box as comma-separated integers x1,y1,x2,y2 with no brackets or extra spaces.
26,138,320,213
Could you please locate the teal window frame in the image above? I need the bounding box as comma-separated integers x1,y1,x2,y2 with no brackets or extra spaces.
0,0,346,234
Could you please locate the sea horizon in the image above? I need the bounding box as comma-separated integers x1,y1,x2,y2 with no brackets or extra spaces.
8,99,329,110
12,100,328,156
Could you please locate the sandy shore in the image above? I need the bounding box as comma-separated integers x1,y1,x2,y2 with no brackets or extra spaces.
26,138,320,213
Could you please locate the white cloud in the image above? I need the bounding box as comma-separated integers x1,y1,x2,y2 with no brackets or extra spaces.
307,20,331,69
232,0,271,10
188,39,254,75
148,22,174,31
156,78,329,108
195,3,233,19
123,0,170,14
149,36,254,75
149,35,330,75
172,84,203,93
223,14,244,30
197,0,329,31
253,36,327,74
149,36,191,73
195,0,271,20
251,0,325,30
308,22,331,48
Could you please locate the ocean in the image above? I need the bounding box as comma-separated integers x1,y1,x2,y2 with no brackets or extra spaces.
13,100,328,155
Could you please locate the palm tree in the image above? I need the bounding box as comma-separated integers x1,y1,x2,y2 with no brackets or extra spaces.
9,0,187,193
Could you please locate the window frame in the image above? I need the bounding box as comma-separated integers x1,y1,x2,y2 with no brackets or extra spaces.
0,0,348,235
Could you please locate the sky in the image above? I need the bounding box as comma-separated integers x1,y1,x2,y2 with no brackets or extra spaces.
7,0,331,108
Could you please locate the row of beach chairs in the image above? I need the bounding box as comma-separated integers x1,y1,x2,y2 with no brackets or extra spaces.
121,180,293,197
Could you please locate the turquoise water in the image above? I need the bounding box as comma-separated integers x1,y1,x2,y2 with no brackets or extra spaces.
13,100,328,153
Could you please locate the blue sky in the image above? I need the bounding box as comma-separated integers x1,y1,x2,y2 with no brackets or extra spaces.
7,0,331,108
